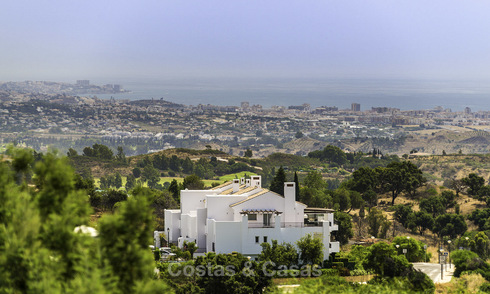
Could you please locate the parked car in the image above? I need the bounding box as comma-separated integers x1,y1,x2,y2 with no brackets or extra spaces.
159,247,176,259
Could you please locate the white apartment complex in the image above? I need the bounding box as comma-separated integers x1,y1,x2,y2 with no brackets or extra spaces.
164,176,340,259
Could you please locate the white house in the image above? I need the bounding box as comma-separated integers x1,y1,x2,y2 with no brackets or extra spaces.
164,176,340,259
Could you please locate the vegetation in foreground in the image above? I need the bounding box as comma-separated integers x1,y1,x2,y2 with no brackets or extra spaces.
0,147,171,293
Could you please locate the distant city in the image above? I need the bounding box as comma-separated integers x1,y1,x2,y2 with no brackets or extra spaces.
1,80,490,157
0,80,128,96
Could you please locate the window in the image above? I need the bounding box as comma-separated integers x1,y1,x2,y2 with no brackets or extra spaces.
212,242,215,251
263,236,268,243
255,236,259,243
263,214,272,226
248,214,257,221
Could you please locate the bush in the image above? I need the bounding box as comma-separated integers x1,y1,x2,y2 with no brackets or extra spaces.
153,250,161,261
350,269,371,276
321,269,339,276
480,282,490,293
407,270,435,293
451,250,490,278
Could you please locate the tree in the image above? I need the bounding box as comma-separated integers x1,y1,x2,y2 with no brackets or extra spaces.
183,241,198,259
367,208,390,238
269,166,287,196
115,146,126,163
296,234,323,265
258,240,298,268
182,174,205,190
379,161,425,205
363,190,378,210
364,242,412,277
99,192,162,293
114,172,123,189
8,146,34,184
462,173,485,196
450,179,466,197
469,208,490,230
168,179,181,202
451,249,490,280
419,196,446,218
347,166,380,194
392,236,429,262
168,252,273,294
125,174,136,191
413,211,434,235
308,145,347,166
244,148,253,157
441,190,457,209
294,172,300,201
299,187,331,208
67,148,78,157
303,171,326,191
0,148,168,293
142,165,160,189
472,232,490,259
169,155,181,172
83,144,114,160
379,166,405,205
182,157,194,174
333,212,353,245
332,189,351,211
132,167,141,178
394,205,414,228
432,213,467,239
295,131,304,139
83,146,94,157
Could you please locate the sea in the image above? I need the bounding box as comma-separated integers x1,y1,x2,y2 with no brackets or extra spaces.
94,78,490,112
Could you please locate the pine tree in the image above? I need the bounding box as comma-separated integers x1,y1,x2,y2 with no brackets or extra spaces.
294,171,300,201
269,166,287,196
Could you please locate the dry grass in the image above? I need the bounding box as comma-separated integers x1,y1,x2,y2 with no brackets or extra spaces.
343,275,375,283
435,273,486,294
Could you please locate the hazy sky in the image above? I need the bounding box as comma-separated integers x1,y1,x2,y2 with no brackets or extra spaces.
2,1,490,82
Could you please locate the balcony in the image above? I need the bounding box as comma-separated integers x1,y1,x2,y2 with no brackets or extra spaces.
247,222,324,228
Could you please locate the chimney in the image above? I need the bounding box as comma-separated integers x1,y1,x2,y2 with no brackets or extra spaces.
240,177,245,185
246,179,251,187
232,179,240,193
284,182,295,222
251,175,262,187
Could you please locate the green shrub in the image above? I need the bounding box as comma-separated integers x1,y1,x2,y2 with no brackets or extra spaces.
407,270,435,293
480,282,490,293
321,268,339,276
350,269,371,276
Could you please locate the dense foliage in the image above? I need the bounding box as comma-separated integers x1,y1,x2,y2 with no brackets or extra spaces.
0,147,170,293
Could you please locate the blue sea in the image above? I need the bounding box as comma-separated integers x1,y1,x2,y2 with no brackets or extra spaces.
95,78,490,112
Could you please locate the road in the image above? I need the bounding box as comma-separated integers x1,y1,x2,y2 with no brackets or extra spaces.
413,262,454,284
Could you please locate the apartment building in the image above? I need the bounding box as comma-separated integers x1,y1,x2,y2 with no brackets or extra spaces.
164,176,340,259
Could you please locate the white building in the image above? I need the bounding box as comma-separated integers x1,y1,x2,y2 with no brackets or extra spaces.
164,176,340,260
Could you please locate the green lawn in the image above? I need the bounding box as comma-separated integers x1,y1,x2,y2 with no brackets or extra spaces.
218,171,258,181
93,172,257,190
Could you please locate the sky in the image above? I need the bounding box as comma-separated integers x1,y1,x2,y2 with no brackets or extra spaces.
2,1,490,82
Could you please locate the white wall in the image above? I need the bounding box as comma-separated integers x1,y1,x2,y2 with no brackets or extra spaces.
181,190,216,214
164,209,181,244
293,202,306,223
214,221,242,253
232,192,285,215
196,208,207,250
206,195,248,221
206,219,216,252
